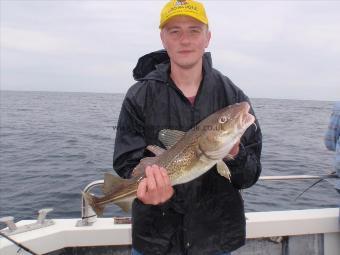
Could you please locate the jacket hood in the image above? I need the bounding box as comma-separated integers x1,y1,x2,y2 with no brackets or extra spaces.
132,50,213,82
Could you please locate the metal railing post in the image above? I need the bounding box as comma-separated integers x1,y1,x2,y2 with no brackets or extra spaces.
79,180,104,226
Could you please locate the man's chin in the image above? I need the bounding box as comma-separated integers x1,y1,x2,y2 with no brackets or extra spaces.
174,60,200,69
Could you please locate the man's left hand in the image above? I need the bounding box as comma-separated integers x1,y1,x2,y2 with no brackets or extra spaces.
224,141,240,160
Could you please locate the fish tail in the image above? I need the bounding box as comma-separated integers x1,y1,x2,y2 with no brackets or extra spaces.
82,191,105,216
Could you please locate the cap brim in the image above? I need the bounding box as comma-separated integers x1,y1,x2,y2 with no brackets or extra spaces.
159,14,208,29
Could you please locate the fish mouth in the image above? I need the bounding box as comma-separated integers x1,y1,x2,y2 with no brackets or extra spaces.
243,112,255,126
238,103,255,129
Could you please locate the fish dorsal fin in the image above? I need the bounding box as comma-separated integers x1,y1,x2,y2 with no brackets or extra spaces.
216,161,231,182
159,129,185,149
146,145,166,156
131,157,158,177
103,173,123,195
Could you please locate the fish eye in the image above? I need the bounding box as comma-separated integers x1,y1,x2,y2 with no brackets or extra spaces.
219,116,228,123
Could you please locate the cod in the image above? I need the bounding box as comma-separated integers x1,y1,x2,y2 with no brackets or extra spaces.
83,102,255,215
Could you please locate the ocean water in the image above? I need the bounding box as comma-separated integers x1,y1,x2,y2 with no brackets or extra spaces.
0,90,338,225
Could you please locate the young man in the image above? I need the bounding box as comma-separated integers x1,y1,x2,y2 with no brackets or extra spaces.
113,1,262,254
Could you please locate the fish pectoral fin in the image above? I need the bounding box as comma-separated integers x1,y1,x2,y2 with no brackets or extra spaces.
216,161,231,181
146,145,166,156
115,201,133,212
103,173,124,195
140,156,158,166
159,129,185,149
132,156,158,177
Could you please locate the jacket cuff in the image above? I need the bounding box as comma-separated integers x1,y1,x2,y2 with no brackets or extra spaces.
158,189,184,214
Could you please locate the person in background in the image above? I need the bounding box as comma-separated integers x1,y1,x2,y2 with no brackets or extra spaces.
113,1,262,254
324,101,340,193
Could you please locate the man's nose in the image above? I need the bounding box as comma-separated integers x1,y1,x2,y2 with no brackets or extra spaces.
179,31,191,45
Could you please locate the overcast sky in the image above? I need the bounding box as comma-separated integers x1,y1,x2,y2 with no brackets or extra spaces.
1,0,339,100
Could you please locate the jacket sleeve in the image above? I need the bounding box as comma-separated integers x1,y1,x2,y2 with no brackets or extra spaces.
113,86,146,179
226,94,262,189
113,85,186,214
324,103,340,152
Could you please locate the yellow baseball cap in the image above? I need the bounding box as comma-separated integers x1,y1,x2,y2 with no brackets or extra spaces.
159,0,209,29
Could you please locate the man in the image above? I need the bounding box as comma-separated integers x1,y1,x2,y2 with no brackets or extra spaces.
113,0,262,254
325,101,340,193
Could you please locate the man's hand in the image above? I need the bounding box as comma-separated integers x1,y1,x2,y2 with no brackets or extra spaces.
224,141,240,161
137,165,174,205
229,141,240,158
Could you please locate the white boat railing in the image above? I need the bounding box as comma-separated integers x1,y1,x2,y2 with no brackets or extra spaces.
0,208,339,255
259,173,338,181
78,173,339,222
0,174,339,255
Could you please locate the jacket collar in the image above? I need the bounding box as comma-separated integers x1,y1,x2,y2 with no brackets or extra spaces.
133,50,213,82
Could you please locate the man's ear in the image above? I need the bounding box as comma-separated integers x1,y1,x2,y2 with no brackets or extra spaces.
160,30,167,49
205,30,211,48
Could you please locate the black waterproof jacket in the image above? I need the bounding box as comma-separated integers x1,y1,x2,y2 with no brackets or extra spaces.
113,50,262,255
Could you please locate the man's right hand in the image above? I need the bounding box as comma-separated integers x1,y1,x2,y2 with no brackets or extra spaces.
137,165,174,205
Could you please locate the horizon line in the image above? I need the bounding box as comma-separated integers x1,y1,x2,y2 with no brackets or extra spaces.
0,89,336,102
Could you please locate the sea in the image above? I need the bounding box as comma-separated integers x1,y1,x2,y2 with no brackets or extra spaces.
0,90,339,226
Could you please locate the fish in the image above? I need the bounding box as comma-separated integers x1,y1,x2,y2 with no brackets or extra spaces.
83,101,255,215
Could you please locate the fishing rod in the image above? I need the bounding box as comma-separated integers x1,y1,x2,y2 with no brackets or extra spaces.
258,172,339,200
0,231,39,255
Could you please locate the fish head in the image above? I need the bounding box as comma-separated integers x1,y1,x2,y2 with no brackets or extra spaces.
197,102,255,160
